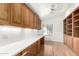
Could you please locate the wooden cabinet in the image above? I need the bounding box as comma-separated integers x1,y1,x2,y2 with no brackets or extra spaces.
0,4,11,25
0,4,8,20
34,15,41,30
21,4,30,27
40,37,44,45
0,3,41,29
64,34,67,44
64,6,79,55
35,16,38,29
21,4,41,29
11,4,23,26
73,37,79,55
16,37,44,56
22,42,37,56
38,19,41,29
66,35,73,48
29,10,34,28
33,15,36,29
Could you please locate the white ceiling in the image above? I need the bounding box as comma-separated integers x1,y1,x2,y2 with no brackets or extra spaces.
27,3,78,20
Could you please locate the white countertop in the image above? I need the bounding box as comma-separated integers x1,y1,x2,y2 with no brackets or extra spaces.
0,34,44,56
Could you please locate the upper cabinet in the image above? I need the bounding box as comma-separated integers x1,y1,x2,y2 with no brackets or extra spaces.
0,4,11,25
11,4,23,26
21,4,30,27
0,3,41,30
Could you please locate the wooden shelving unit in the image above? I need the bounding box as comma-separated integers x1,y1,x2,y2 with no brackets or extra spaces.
64,6,79,55
64,19,66,34
66,14,72,36
73,7,79,38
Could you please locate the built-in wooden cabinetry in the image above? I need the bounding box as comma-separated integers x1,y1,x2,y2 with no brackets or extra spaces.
16,37,44,56
0,4,11,25
64,6,79,55
11,4,23,26
0,3,41,30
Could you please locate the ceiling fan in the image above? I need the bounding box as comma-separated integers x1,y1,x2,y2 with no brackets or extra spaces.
50,4,57,13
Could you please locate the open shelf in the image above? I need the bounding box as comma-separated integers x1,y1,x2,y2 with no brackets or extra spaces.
74,12,79,17
73,14,79,21
64,6,79,38
73,7,79,38
67,23,72,25
74,19,79,22
64,19,66,34
74,28,79,37
67,18,72,23
67,31,72,36
64,6,79,55
67,14,72,19
74,21,79,28
64,14,72,36
74,26,79,28
73,8,79,15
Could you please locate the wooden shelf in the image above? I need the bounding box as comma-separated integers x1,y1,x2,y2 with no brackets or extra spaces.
67,18,72,21
74,19,79,23
74,12,79,18
64,6,79,55
67,23,72,25
67,29,72,31
74,26,79,28
64,19,66,34
73,7,79,15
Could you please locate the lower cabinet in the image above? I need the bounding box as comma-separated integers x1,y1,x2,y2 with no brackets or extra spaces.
16,37,44,56
64,34,67,44
66,35,73,48
40,37,44,45
73,37,79,55
22,42,38,56
64,34,73,48
0,20,9,25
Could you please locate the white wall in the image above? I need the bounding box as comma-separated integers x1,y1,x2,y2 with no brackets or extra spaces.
42,13,65,42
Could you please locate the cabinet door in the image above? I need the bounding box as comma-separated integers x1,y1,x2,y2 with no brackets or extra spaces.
66,35,73,48
73,37,79,55
35,15,37,29
21,4,30,27
35,16,37,29
30,11,34,28
38,18,41,30
0,4,10,24
22,41,38,56
12,4,23,26
32,13,35,29
64,34,67,44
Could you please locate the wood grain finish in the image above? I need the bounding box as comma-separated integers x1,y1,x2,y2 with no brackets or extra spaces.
0,4,10,25
64,34,67,44
16,37,44,56
73,37,79,55
66,35,73,48
64,6,79,55
0,4,8,20
11,4,23,26
0,3,41,29
40,37,44,45
38,41,76,56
